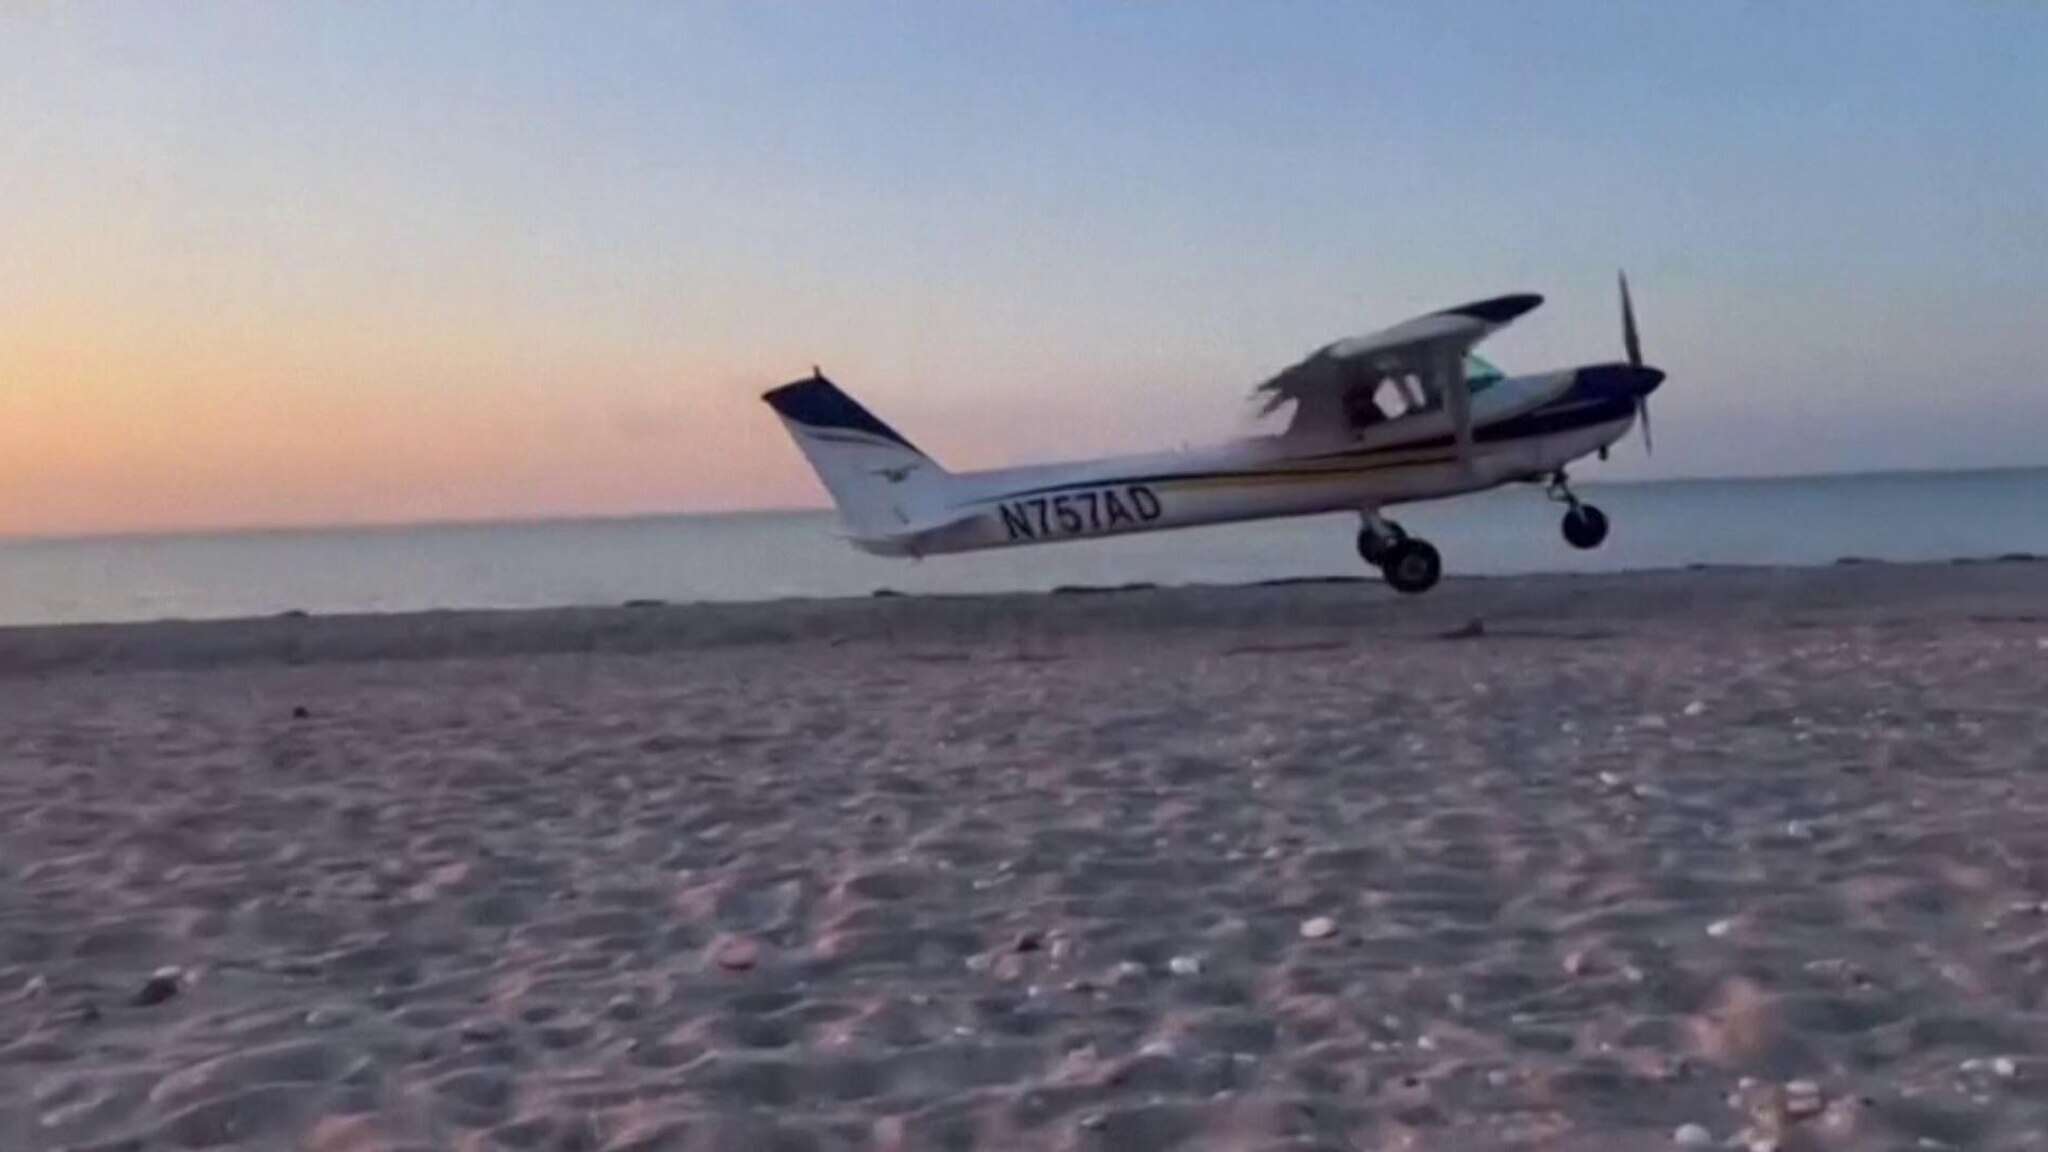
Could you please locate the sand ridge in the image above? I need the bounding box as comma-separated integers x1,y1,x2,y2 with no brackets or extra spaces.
2,562,2046,1149
0,557,2042,679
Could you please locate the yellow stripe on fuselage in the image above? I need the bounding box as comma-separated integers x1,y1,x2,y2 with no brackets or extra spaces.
1148,451,1456,492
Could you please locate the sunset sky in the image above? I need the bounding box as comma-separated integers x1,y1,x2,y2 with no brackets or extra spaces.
4,3,2044,536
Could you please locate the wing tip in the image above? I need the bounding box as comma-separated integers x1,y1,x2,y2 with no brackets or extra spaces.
1438,293,1544,325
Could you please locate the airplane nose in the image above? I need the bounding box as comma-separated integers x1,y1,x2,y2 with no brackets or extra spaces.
1573,362,1664,399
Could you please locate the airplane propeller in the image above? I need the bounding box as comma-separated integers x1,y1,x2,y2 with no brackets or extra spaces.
1620,270,1651,455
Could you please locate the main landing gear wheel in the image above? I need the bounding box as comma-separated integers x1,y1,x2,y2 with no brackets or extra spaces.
1381,538,1442,595
1562,504,1610,550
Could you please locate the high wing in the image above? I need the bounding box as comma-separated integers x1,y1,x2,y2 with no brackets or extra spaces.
1253,293,1543,458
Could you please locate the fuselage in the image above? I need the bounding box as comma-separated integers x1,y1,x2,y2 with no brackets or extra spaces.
859,366,1642,557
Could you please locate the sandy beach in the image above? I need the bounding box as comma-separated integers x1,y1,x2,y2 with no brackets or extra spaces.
3,560,2046,1151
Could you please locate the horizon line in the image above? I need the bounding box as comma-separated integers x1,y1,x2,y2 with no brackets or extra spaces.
3,461,2043,546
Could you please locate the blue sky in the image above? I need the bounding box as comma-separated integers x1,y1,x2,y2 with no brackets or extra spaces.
3,2,2044,530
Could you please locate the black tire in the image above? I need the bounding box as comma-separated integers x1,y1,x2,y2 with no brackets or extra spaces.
1381,538,1442,594
1355,523,1404,567
1562,504,1610,550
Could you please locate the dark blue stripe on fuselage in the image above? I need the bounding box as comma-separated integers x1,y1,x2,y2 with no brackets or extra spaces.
1364,394,1636,454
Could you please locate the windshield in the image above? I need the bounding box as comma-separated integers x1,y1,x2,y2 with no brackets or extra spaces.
1465,354,1505,392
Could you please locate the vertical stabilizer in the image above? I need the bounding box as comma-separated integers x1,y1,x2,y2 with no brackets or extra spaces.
762,371,950,541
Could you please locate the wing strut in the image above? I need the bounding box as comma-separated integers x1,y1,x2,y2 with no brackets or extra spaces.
1434,343,1474,473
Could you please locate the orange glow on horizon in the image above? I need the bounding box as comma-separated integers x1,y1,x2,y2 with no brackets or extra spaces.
0,295,827,537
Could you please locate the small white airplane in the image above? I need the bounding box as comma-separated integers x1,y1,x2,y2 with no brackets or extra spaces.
764,275,1665,594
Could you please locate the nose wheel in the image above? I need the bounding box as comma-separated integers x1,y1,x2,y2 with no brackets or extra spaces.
1357,517,1442,594
1562,504,1609,549
1547,473,1610,550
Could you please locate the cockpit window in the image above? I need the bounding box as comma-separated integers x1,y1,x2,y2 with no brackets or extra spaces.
1342,357,1508,434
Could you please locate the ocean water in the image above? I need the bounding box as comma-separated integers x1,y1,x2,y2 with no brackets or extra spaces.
1,468,2043,628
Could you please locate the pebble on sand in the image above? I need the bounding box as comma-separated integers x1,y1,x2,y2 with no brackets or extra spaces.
1300,916,1337,940
1707,918,1735,938
305,1006,352,1029
1167,955,1203,976
1784,1079,1824,1118
135,966,184,1006
1674,1122,1714,1147
712,936,761,971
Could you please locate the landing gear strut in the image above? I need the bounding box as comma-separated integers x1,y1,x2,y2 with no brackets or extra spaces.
1355,518,1404,567
1357,515,1442,594
1547,472,1610,550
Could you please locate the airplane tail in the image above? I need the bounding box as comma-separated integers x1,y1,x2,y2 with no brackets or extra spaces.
762,371,952,543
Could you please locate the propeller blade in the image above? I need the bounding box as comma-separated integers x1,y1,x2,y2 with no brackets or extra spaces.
1620,270,1652,454
1620,270,1641,368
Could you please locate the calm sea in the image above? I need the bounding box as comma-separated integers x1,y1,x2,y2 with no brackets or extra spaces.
1,468,2043,628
